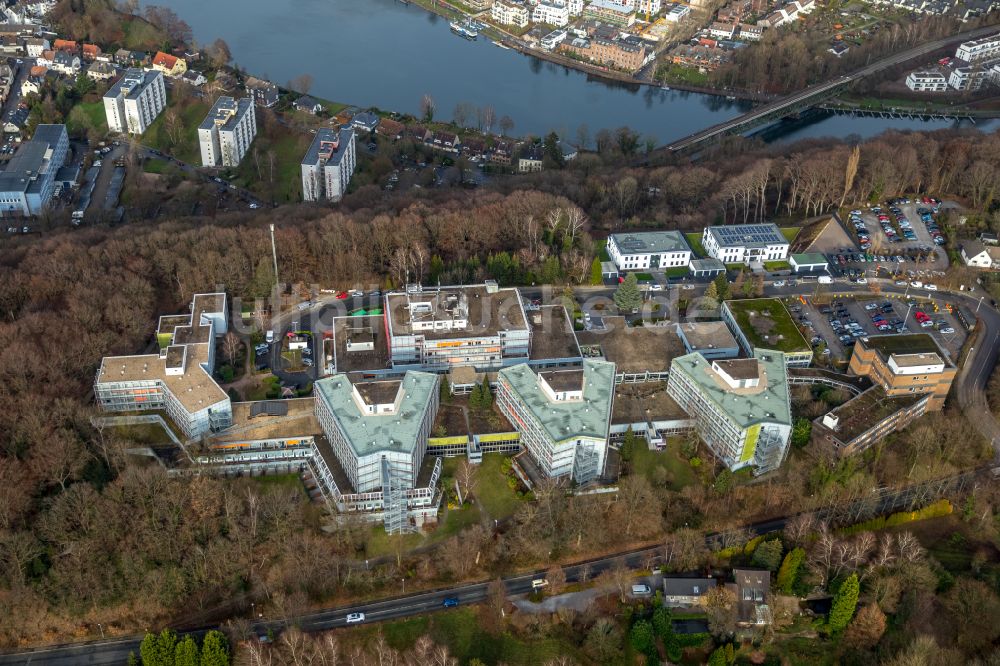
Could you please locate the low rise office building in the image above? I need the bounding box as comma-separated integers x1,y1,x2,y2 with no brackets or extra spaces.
496,359,615,484
702,223,789,265
583,0,637,25
667,350,792,474
103,68,166,135
301,127,356,202
198,96,257,167
955,32,1000,62
0,123,68,216
95,293,232,439
847,334,955,410
721,299,813,367
676,322,740,360
812,386,931,455
607,230,692,271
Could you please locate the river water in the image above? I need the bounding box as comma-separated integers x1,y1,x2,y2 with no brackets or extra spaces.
149,0,996,144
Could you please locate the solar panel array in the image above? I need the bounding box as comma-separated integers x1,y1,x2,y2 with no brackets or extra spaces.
711,224,784,247
250,401,288,418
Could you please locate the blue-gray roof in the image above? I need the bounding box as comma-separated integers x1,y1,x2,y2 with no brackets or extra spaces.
302,127,355,167
104,68,159,101
610,230,691,255
707,223,786,248
199,96,253,131
0,124,65,194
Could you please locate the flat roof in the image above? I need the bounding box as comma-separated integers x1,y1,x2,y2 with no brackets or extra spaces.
576,317,685,374
612,382,687,423
104,68,159,101
332,315,390,374
354,380,402,406
816,386,924,442
302,127,355,167
498,359,615,443
714,358,760,380
314,371,437,456
199,96,253,132
0,124,65,194
211,398,320,444
790,252,828,265
856,333,952,367
609,230,691,255
385,284,528,340
677,321,738,352
690,258,725,271
891,352,944,368
670,349,792,428
707,223,786,248
540,368,584,392
528,305,581,361
724,299,811,354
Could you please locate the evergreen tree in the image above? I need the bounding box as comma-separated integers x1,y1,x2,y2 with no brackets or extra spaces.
776,547,806,594
724,643,735,663
174,635,200,666
128,653,138,666
708,646,727,666
480,380,493,409
543,131,565,168
140,629,178,666
199,631,229,666
791,418,812,449
614,273,642,313
469,382,483,410
628,620,656,660
713,274,731,301
751,539,784,571
704,280,719,302
429,255,445,284
590,256,603,286
828,573,860,632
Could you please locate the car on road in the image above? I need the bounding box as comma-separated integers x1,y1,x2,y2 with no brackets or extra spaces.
940,327,955,334
649,283,663,291
442,597,460,608
926,284,938,291
266,330,274,343
773,280,785,287
345,613,366,624
531,578,549,590
910,281,923,288
335,291,349,299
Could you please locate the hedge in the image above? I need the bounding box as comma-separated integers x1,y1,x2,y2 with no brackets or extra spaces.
675,632,711,648
838,499,953,536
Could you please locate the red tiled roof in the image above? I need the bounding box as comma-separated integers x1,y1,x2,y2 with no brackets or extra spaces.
29,65,46,76
53,39,77,51
82,44,100,57
153,51,178,69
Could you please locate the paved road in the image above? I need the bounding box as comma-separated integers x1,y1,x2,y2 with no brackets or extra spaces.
666,24,1000,151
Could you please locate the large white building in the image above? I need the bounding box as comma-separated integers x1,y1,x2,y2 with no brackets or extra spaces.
314,371,438,494
493,0,530,26
385,283,531,369
94,293,233,439
0,124,68,216
103,68,166,135
702,223,790,265
198,96,257,167
533,0,571,25
667,350,792,475
496,360,615,484
905,70,948,92
955,33,1000,63
948,61,995,91
607,230,692,271
301,127,356,203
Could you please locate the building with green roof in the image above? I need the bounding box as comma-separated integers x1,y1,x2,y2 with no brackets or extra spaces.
789,253,829,273
721,299,812,367
314,371,439,493
496,360,615,483
666,349,792,474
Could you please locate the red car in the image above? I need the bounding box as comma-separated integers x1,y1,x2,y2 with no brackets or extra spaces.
335,291,349,299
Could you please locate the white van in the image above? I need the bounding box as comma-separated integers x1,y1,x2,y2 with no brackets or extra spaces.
818,276,833,284
631,584,652,596
531,579,549,590
265,330,274,343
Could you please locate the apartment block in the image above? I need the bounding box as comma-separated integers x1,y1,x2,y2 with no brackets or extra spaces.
496,360,615,483
314,372,438,493
301,127,356,202
607,231,693,271
847,334,955,410
905,70,948,92
103,68,166,135
492,0,530,27
702,223,789,265
198,96,257,167
533,0,570,26
583,0,637,25
955,32,1000,62
95,293,232,439
0,124,68,216
667,350,792,474
385,283,530,370
561,35,649,72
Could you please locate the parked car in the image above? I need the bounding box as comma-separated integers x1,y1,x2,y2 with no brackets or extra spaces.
442,597,460,608
345,613,366,624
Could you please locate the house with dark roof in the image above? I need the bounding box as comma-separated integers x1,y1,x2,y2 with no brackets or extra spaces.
663,577,717,607
293,95,323,114
730,569,772,626
351,111,380,133
245,76,279,107
375,117,404,140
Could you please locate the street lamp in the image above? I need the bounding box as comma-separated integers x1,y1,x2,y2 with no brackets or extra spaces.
977,295,985,313
97,623,104,639
401,578,406,594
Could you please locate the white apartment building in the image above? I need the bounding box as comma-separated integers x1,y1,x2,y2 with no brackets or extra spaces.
533,0,570,26
567,0,584,14
103,69,166,135
955,32,1000,62
665,3,691,20
94,293,232,439
607,230,692,271
948,61,995,91
301,127,356,202
906,70,948,92
667,350,792,474
198,96,257,167
702,223,790,265
637,0,662,16
496,360,615,484
314,372,438,493
493,0,530,26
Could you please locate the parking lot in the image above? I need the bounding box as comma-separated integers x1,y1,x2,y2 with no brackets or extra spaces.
788,293,967,363
835,198,950,275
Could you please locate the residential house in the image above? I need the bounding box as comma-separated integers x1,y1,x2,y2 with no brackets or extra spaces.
709,22,736,39
86,61,116,82
961,239,1000,268
375,117,404,140
52,38,77,53
737,23,763,40
702,223,789,265
0,35,22,55
492,0,530,27
462,137,486,158
665,3,692,20
23,37,48,58
21,65,46,95
351,111,380,133
906,70,948,91
608,231,693,271
955,32,1000,62
828,41,850,57
293,94,324,114
151,51,187,77
516,144,544,172
181,70,207,87
42,50,80,76
560,35,650,72
731,569,771,626
980,231,999,245
245,76,279,107
662,578,717,607
406,124,431,143
533,0,571,26
432,130,461,153
82,43,101,61
491,139,515,165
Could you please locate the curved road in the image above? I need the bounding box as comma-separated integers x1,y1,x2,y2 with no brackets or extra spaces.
667,23,1000,151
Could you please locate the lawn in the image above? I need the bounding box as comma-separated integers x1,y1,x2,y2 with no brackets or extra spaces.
630,438,698,491
364,526,425,558
635,272,654,282
246,375,281,401
664,266,689,279
68,100,108,135
475,454,526,521
143,158,172,174
764,260,792,271
780,226,802,243
595,239,611,262
250,473,307,499
228,124,311,203
122,17,168,51
724,298,811,353
685,232,706,257
143,98,212,165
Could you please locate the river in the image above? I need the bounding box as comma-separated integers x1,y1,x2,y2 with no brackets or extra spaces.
148,0,997,144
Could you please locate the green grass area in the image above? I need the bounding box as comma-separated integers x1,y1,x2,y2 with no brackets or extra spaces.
657,63,710,86
685,232,706,258
725,263,745,271
861,333,940,356
436,504,482,539
143,99,212,165
630,438,697,492
475,454,526,520
112,421,173,445
67,100,109,136
122,17,168,51
724,298,811,353
250,473,307,498
228,126,311,203
246,375,281,401
764,260,792,271
635,272,654,282
664,266,689,279
780,226,801,243
142,158,171,174
365,527,425,558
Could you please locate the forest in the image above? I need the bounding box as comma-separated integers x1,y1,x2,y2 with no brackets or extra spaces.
1,129,1000,663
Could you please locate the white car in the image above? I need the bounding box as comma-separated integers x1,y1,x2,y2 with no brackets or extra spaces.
773,280,786,287
856,278,868,284
649,283,663,291
910,281,923,288
925,284,938,291
345,612,366,624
